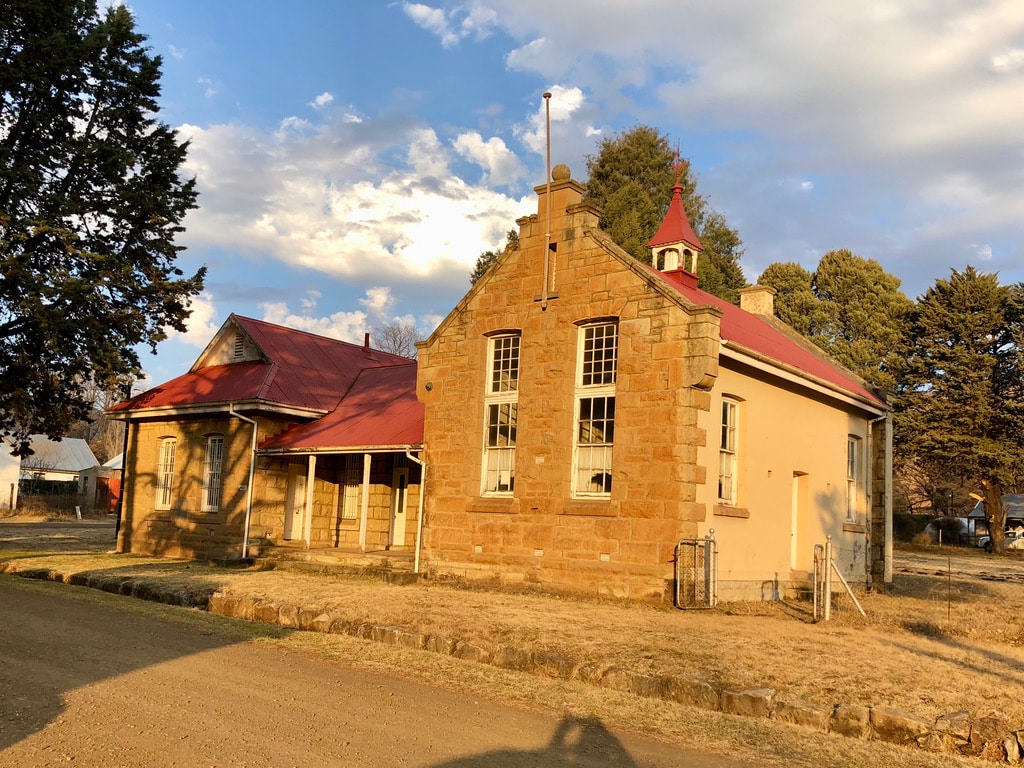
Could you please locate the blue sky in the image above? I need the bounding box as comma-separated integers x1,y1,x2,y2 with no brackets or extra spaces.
122,0,1024,385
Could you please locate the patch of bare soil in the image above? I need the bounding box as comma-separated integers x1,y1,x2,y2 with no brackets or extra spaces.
0,516,117,553
4,520,1024,736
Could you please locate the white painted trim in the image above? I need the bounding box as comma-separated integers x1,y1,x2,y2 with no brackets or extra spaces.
358,453,371,552
303,455,316,548
720,341,887,415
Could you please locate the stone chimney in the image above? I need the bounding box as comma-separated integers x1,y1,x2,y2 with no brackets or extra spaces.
738,285,777,316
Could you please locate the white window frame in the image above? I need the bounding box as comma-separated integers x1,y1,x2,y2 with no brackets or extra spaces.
481,333,519,495
573,322,617,497
201,435,224,512
156,437,176,510
340,454,361,521
847,436,861,522
718,399,739,505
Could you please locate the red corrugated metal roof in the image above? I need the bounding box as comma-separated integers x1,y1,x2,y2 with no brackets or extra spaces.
261,363,423,452
109,315,412,415
231,315,409,411
108,361,273,413
651,268,884,407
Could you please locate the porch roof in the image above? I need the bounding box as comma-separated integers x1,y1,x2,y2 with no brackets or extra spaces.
259,363,423,453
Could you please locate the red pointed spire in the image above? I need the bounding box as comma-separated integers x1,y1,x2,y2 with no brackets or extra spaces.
647,158,703,251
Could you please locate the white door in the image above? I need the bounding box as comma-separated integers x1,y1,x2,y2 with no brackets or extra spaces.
284,464,306,541
390,467,408,547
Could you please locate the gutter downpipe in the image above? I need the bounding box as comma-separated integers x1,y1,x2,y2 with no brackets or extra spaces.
113,414,131,547
229,403,259,560
405,450,426,574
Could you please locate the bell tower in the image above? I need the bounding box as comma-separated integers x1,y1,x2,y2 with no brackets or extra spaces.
647,157,703,275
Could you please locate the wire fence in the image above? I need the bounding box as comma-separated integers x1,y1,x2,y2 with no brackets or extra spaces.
675,530,717,609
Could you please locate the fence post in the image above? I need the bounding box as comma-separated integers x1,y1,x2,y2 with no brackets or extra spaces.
824,535,833,622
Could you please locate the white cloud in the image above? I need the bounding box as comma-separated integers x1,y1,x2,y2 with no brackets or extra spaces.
406,128,451,178
360,286,395,317
972,244,994,261
309,91,334,109
168,292,220,348
991,48,1024,73
176,119,532,284
260,301,370,344
439,0,1022,294
402,2,498,47
276,116,312,138
168,44,185,60
403,3,460,48
259,287,429,344
515,85,586,155
452,131,526,186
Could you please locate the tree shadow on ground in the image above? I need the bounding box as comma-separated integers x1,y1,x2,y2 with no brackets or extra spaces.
0,576,287,753
427,715,639,767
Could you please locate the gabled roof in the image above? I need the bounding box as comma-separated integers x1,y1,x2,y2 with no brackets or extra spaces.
109,315,412,416
22,436,98,473
651,267,885,408
260,363,423,453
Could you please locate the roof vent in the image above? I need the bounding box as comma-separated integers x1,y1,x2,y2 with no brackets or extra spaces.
233,331,245,359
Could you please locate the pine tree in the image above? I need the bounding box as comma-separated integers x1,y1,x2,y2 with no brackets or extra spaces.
0,0,204,455
756,261,819,337
758,250,912,390
894,267,1024,552
583,125,746,302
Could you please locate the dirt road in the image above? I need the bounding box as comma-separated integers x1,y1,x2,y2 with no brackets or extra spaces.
0,578,751,768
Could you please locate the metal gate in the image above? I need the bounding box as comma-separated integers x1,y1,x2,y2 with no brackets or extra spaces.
675,530,717,609
813,536,866,622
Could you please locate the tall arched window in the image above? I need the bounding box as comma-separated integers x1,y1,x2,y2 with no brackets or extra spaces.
202,435,224,512
574,320,617,497
847,436,862,522
718,398,740,505
156,437,176,510
482,332,520,495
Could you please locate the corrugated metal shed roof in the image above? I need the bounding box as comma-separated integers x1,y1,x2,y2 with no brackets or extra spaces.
24,436,98,472
969,495,1024,520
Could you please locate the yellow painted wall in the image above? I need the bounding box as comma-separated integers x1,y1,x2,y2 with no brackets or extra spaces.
696,357,877,600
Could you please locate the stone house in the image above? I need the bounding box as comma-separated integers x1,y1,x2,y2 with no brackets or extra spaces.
415,164,891,602
107,315,423,561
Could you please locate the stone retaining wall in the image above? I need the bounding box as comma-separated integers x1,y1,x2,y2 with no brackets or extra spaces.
204,589,1024,763
6,563,1022,763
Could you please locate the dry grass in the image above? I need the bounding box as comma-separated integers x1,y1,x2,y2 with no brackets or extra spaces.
3,518,1024,737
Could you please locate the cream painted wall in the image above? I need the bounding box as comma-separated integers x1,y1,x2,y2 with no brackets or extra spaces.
695,355,878,600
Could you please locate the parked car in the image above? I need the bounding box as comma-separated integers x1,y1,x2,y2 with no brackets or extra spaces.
978,531,1024,552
